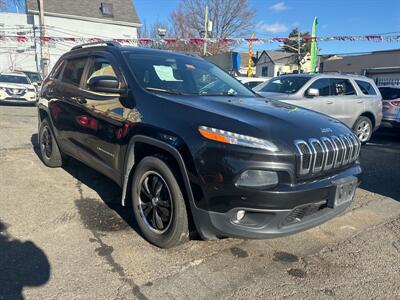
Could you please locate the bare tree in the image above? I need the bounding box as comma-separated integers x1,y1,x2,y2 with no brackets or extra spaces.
168,0,255,55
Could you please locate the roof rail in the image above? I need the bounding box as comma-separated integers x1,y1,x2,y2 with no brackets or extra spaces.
321,72,364,77
71,41,121,51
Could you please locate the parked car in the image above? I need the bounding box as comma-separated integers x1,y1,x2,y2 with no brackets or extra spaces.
37,42,362,248
254,74,382,143
0,72,37,105
378,86,400,129
17,70,43,93
236,76,270,90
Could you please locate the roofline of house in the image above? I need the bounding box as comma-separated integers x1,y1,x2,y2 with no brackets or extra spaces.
319,48,400,57
27,10,142,28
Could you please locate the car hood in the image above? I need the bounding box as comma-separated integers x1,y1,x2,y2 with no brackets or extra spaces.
256,92,294,100
161,95,351,144
0,82,33,89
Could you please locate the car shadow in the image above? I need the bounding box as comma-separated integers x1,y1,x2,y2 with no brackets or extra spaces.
360,128,400,201
0,220,50,299
30,133,141,236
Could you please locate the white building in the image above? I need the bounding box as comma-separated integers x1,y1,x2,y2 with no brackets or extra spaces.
255,50,311,77
0,0,141,74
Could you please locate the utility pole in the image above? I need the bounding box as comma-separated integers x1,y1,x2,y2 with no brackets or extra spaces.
297,30,301,74
203,5,208,56
38,0,49,77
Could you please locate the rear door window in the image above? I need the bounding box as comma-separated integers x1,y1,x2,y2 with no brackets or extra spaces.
61,57,88,86
308,78,330,96
331,79,356,96
355,80,377,95
379,87,400,100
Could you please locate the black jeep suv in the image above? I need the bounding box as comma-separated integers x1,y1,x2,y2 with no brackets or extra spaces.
37,42,362,248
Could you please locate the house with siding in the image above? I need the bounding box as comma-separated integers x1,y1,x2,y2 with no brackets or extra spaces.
255,50,312,77
0,0,141,73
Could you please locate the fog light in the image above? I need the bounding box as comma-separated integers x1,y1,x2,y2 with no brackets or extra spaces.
236,170,278,189
236,210,245,221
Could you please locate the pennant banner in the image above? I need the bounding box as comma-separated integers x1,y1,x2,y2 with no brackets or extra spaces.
0,34,399,46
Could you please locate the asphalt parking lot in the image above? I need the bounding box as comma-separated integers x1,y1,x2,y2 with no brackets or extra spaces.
1,104,399,299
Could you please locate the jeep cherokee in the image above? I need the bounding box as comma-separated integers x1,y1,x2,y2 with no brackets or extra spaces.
37,42,362,248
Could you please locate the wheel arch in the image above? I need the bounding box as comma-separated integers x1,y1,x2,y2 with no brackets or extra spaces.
358,111,375,128
121,135,196,210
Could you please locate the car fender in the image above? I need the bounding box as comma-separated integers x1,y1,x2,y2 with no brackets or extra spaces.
121,135,196,208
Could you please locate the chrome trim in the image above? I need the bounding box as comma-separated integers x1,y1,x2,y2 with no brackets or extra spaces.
332,136,344,168
348,135,355,161
339,135,350,165
294,134,359,177
309,138,325,173
294,140,312,175
321,137,335,170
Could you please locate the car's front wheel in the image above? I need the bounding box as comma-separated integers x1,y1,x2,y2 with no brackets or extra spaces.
38,119,63,167
131,156,189,248
353,116,372,144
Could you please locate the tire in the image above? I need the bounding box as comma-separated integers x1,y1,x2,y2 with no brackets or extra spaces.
38,119,63,167
131,156,189,248
353,116,373,144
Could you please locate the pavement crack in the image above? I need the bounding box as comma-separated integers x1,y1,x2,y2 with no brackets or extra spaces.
75,180,148,300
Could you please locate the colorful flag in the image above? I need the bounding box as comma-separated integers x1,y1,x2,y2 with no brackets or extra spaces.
310,17,318,73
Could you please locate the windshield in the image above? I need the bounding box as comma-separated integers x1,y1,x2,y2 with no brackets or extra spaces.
124,53,255,97
25,73,42,82
0,75,30,84
254,76,311,94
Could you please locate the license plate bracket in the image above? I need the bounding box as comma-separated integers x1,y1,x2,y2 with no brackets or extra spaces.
330,176,358,208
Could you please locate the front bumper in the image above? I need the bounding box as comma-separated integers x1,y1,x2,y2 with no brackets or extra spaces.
191,164,362,240
0,91,37,104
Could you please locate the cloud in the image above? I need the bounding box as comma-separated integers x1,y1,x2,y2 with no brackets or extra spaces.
270,2,287,12
258,22,288,34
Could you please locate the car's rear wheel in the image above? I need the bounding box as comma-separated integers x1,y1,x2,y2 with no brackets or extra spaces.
353,116,372,144
131,156,189,248
39,119,63,167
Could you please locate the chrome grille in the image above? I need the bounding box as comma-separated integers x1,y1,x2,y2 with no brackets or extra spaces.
295,134,361,176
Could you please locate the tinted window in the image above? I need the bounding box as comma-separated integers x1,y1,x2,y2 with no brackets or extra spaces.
86,57,119,89
379,87,400,100
331,79,356,96
0,75,30,84
255,76,311,94
124,53,255,97
308,78,330,96
244,81,262,89
356,80,377,95
52,61,65,79
61,58,87,86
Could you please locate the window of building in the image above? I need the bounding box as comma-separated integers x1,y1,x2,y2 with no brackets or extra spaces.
330,78,356,96
100,3,114,17
261,66,268,77
355,80,377,95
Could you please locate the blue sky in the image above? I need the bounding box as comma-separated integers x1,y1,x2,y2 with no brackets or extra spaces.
2,0,399,54
134,0,400,54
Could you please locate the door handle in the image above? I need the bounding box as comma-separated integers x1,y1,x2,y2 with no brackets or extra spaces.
357,100,364,103
71,97,87,104
326,100,333,104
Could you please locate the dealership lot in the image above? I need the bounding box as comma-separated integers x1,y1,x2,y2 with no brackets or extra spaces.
1,105,399,299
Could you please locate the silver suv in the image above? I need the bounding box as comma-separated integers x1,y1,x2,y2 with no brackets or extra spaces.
255,74,383,143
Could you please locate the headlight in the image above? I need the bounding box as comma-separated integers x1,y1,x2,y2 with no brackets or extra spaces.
198,126,279,152
236,170,279,189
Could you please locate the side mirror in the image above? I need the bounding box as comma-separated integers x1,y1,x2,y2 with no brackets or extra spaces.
306,88,319,97
88,75,126,94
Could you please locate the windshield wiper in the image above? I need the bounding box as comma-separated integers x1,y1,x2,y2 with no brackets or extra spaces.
199,91,237,96
145,87,185,95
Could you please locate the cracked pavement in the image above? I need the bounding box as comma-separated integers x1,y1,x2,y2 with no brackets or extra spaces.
0,105,399,299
